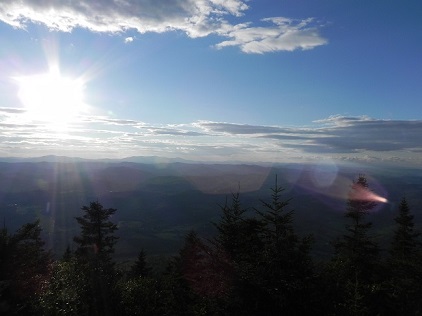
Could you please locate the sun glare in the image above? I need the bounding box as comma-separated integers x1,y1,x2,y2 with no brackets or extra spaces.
16,68,87,128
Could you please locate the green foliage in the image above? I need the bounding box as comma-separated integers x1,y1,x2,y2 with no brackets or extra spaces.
390,197,421,260
159,256,197,316
73,201,118,266
0,220,51,315
117,277,164,316
210,177,316,315
5,174,422,315
180,231,233,300
72,201,120,316
213,192,249,259
328,175,383,315
254,176,314,314
386,197,422,314
128,249,151,279
333,175,379,277
39,257,90,315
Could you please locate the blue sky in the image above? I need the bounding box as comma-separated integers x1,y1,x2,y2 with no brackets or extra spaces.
0,1,421,165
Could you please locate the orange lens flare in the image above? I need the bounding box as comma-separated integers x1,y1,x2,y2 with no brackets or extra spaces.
350,187,388,204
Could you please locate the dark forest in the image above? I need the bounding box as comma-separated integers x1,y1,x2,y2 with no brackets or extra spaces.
1,172,421,315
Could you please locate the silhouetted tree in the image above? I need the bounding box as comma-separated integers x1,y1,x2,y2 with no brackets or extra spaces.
39,257,90,315
158,231,211,315
73,201,119,316
214,192,250,259
387,197,422,314
129,249,150,279
159,255,196,316
180,231,232,301
254,176,314,315
212,192,267,315
62,244,72,262
329,175,382,316
390,197,421,259
74,201,118,267
117,276,164,316
0,220,51,315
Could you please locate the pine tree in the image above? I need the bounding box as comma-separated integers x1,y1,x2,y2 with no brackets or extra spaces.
390,197,421,260
387,197,422,314
39,257,90,315
213,192,247,259
73,201,118,266
62,245,72,262
212,192,264,315
254,175,314,315
129,249,150,278
330,175,381,316
213,192,263,265
334,175,379,279
73,201,119,316
160,231,225,315
0,220,51,314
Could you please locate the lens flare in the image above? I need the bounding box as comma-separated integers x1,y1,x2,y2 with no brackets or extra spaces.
287,164,389,211
350,186,388,203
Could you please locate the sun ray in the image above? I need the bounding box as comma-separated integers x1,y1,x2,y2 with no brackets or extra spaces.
14,66,89,130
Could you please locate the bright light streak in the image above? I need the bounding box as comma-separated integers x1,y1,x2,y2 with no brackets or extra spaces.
14,66,89,131
351,186,388,203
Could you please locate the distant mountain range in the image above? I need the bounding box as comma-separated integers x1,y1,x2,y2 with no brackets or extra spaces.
0,155,421,261
0,154,268,165
0,155,197,164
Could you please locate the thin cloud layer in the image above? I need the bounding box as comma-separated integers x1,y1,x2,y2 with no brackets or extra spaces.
0,1,326,54
0,109,419,164
195,116,422,156
215,18,328,53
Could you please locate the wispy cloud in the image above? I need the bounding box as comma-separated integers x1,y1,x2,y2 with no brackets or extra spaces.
0,1,327,54
310,116,422,152
215,18,327,53
124,37,134,44
0,109,419,164
196,121,317,135
0,107,26,114
194,116,422,162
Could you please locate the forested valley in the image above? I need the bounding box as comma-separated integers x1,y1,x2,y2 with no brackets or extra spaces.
1,171,422,316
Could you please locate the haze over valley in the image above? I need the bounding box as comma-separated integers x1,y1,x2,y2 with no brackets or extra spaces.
0,156,420,261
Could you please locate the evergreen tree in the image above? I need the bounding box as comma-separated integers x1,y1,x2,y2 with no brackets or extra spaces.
334,175,379,276
387,197,422,314
117,276,164,316
62,244,72,262
390,197,421,259
0,220,51,315
213,192,248,260
213,192,263,280
160,255,196,316
74,201,118,267
180,231,232,300
129,249,150,279
160,231,214,315
73,201,119,316
39,257,90,315
329,175,382,316
254,176,314,315
212,192,265,315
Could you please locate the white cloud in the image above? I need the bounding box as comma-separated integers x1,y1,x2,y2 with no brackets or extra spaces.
1,107,417,164
0,0,246,35
215,17,327,53
195,117,422,160
0,1,327,54
124,36,134,43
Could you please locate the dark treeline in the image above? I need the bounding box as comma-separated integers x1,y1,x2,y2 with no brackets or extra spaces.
1,175,422,315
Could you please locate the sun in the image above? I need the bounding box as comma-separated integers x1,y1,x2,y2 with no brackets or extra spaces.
16,68,87,127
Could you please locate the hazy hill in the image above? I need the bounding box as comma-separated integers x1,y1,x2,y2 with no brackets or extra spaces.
0,156,421,261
